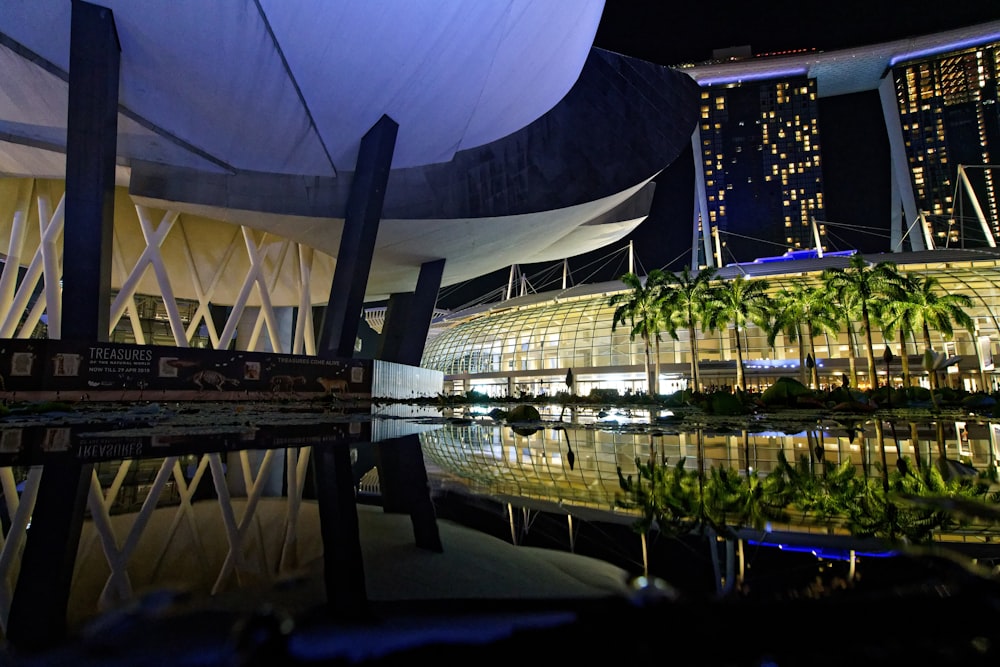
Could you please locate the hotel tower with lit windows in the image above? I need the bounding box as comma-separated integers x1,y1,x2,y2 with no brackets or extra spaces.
694,75,825,265
893,42,1000,246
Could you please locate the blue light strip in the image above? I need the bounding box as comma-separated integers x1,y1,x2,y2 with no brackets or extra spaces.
747,538,899,561
890,33,1000,66
695,66,809,86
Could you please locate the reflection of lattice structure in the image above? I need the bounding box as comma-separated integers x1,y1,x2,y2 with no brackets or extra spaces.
358,467,381,498
0,447,316,633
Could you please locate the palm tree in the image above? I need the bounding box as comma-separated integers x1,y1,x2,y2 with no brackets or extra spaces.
822,254,905,390
881,294,917,388
704,274,771,392
609,270,668,395
768,282,839,387
768,287,808,385
801,286,841,389
660,266,717,392
884,273,974,389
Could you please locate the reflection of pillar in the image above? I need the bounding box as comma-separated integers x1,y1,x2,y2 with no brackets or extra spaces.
226,451,284,498
8,1,118,648
318,115,398,359
375,434,442,552
312,443,368,618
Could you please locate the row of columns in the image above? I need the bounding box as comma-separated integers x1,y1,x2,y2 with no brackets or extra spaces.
6,0,445,648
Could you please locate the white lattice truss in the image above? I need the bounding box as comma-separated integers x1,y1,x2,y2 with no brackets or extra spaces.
0,447,317,634
0,183,322,354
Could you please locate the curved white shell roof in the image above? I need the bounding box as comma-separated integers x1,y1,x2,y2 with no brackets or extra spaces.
2,1,664,304
1,0,605,176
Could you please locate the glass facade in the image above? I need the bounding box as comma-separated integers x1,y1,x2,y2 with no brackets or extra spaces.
422,255,1000,396
893,41,1000,245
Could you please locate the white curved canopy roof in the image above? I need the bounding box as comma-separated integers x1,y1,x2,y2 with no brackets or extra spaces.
1,0,604,176
1,1,659,303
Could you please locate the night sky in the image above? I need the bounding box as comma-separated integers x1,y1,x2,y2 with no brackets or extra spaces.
434,1,1000,310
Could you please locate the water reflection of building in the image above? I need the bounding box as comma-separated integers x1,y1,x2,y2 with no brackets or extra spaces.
419,416,1000,516
422,249,1000,396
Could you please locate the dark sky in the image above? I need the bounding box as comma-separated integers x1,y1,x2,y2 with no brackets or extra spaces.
434,1,1000,309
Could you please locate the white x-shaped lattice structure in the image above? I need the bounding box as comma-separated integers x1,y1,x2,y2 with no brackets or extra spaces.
0,179,331,354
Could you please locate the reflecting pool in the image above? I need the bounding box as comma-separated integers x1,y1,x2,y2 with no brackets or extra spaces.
1,401,999,664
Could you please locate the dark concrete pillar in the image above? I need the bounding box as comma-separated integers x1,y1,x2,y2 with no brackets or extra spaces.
6,2,118,648
311,443,369,619
61,0,120,343
317,114,398,359
376,258,445,366
375,434,442,552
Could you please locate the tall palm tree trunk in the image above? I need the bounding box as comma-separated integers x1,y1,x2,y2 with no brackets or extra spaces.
653,337,662,395
796,323,806,385
808,326,820,389
898,329,911,387
845,321,859,387
922,323,938,389
734,326,746,392
689,324,701,392
643,337,654,395
862,307,878,389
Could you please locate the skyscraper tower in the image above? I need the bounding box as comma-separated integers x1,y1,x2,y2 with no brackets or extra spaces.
693,75,826,265
893,41,1000,247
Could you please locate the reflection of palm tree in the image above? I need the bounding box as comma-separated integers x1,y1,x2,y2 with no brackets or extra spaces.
822,255,905,389
557,426,576,470
704,275,770,392
660,266,716,392
609,271,667,395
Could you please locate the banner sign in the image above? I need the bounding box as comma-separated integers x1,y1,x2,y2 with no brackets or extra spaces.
0,339,372,401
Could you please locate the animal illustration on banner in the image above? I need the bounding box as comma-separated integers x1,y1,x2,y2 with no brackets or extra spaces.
316,377,348,394
270,375,307,392
191,369,240,391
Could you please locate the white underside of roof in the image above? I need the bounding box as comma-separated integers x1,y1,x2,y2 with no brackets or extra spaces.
0,175,652,305
0,0,605,176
